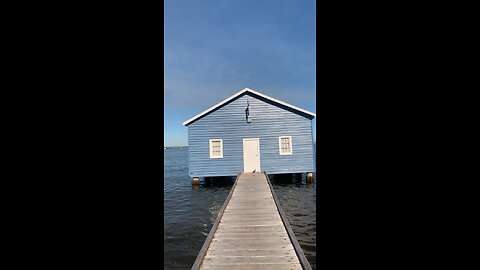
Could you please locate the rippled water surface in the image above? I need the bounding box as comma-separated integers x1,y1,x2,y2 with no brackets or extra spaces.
164,147,316,269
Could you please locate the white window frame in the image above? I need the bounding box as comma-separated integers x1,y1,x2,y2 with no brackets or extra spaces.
278,136,293,155
209,139,223,158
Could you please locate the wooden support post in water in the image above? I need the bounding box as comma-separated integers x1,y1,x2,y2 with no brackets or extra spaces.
192,177,199,186
306,172,314,183
206,177,212,185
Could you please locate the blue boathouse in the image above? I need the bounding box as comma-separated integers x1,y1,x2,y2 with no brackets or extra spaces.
183,88,316,180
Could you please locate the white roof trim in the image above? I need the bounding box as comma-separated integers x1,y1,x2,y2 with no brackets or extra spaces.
183,88,316,126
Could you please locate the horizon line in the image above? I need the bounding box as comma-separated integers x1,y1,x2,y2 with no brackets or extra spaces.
164,141,316,148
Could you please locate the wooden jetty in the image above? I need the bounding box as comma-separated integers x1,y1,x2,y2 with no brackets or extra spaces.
192,172,312,270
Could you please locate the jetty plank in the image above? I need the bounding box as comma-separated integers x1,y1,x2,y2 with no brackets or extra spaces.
201,264,303,270
192,172,311,270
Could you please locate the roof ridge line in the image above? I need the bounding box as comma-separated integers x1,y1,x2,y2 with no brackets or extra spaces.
183,88,315,126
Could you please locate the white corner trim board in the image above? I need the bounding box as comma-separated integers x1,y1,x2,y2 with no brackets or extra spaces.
183,88,316,126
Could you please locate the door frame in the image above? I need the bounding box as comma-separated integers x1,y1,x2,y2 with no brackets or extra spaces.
242,138,261,172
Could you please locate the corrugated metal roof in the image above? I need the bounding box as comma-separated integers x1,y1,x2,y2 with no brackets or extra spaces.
183,88,316,126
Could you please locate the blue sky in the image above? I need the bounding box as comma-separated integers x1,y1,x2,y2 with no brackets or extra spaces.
164,0,316,146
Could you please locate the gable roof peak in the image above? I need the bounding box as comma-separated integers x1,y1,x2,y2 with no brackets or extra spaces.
183,87,316,126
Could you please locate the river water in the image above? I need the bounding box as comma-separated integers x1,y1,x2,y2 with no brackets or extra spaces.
164,147,316,269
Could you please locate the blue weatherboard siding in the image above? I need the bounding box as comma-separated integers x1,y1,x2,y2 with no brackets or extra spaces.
187,92,314,177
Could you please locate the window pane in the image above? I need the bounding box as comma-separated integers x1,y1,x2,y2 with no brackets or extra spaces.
211,140,222,157
280,137,292,154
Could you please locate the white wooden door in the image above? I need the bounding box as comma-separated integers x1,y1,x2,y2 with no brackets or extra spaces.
243,138,260,173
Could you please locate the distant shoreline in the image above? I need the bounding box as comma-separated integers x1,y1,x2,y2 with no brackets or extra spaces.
165,143,315,149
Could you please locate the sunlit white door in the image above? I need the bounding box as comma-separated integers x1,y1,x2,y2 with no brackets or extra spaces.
243,138,260,173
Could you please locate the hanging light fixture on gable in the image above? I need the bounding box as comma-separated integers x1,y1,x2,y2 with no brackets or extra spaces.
245,96,252,124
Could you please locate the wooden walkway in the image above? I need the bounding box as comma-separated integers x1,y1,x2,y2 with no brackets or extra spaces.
192,172,312,270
